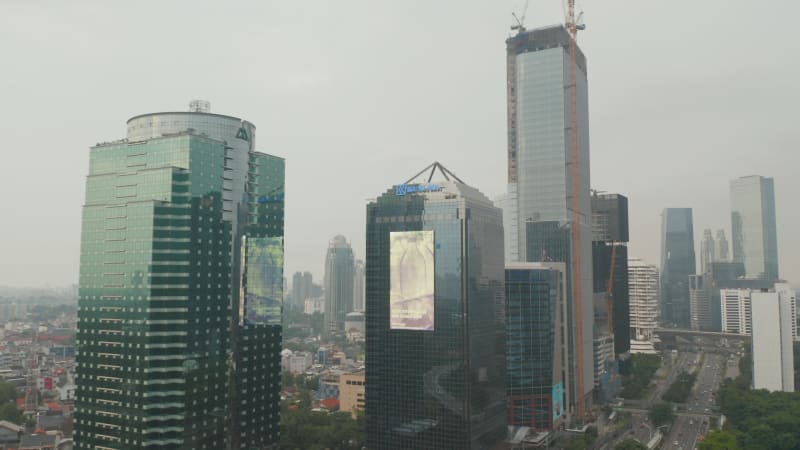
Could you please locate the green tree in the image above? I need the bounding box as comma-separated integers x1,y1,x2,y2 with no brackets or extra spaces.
698,430,741,450
0,401,22,424
620,354,661,399
663,371,697,403
615,439,648,450
0,383,18,405
649,402,674,426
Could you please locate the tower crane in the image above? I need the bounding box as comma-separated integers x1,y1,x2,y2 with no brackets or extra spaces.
511,1,529,33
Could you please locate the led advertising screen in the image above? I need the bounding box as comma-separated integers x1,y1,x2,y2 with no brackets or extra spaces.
243,236,284,326
390,230,435,330
552,382,565,421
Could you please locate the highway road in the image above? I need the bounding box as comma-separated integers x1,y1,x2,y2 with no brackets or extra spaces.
662,353,724,450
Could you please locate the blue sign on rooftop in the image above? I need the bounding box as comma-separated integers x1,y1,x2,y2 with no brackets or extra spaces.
395,184,441,196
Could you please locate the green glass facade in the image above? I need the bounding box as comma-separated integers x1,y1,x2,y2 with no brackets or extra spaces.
232,152,284,449
76,112,284,450
505,265,566,431
365,180,506,450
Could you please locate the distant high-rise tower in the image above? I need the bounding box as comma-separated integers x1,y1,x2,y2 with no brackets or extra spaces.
660,208,696,328
628,259,659,354
689,274,712,331
292,271,314,309
75,105,285,449
700,229,715,274
715,229,729,262
353,259,365,312
324,235,354,335
506,24,594,415
365,163,506,449
730,175,779,281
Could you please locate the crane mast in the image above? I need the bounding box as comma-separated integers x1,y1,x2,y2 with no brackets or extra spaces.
566,0,586,420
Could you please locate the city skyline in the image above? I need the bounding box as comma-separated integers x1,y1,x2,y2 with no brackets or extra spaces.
2,1,800,289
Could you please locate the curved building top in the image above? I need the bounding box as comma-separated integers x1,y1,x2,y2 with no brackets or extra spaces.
126,111,256,150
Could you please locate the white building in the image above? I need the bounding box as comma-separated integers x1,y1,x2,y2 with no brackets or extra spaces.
344,311,365,342
721,284,797,340
628,259,659,354
304,297,324,315
281,350,313,375
751,290,794,392
720,289,752,335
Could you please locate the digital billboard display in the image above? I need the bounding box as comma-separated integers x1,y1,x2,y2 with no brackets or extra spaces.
243,236,284,326
390,230,435,330
552,382,564,421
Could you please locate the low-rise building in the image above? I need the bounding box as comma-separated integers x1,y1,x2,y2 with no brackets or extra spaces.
281,351,313,375
338,370,365,418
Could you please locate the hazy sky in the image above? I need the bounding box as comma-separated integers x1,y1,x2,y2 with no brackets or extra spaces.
1,1,798,288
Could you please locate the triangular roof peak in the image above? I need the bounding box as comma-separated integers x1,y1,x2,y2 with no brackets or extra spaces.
404,162,466,185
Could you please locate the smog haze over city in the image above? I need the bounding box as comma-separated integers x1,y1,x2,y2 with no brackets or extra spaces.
1,0,798,288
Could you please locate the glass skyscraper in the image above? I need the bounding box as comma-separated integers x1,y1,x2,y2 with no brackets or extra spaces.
505,263,567,431
660,208,696,328
506,24,594,416
323,235,355,335
365,165,506,449
591,193,630,356
75,105,284,449
730,175,779,281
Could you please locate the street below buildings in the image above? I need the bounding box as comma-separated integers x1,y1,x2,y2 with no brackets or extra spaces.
599,343,734,450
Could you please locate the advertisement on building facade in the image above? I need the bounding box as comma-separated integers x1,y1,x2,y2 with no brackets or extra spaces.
390,230,435,331
243,236,284,326
552,382,564,421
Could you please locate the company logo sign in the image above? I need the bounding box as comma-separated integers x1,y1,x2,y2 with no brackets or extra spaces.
236,127,250,142
395,184,441,196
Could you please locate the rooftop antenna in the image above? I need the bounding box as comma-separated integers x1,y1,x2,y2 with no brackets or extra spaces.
511,0,529,33
189,99,211,113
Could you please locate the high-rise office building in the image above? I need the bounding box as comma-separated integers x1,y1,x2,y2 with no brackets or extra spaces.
591,193,630,356
751,289,795,392
506,24,594,414
705,261,771,331
292,271,314,309
353,259,365,312
506,263,568,431
715,229,729,262
365,163,506,449
700,229,715,274
730,175,779,281
75,104,285,449
660,208,696,328
720,288,752,335
324,235,354,335
720,284,796,340
689,274,712,331
628,259,659,354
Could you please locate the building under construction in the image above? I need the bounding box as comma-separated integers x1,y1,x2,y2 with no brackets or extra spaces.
504,22,594,423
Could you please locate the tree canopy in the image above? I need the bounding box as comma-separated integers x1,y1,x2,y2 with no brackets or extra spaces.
620,354,660,399
649,402,674,426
